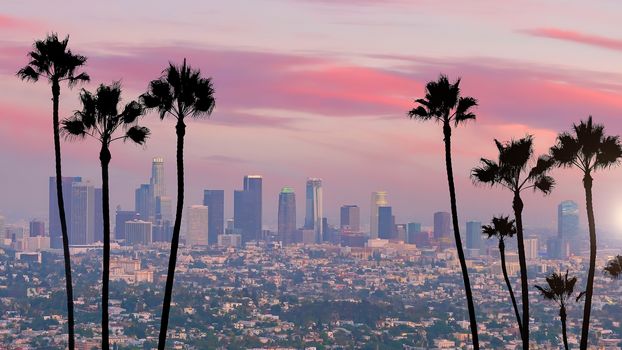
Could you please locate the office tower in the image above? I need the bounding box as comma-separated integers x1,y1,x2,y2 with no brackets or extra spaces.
135,184,154,221
93,188,103,243
156,196,173,223
29,220,45,237
466,221,482,250
370,191,388,239
378,206,395,239
234,175,262,243
70,181,95,245
125,219,152,245
433,212,451,240
525,236,539,260
407,222,421,244
340,205,360,232
558,200,580,254
186,205,209,246
304,178,323,243
150,157,166,198
396,224,407,242
115,209,138,240
547,236,569,259
278,187,296,245
203,190,225,245
49,176,82,248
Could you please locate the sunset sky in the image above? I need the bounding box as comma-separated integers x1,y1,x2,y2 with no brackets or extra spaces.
2,1,622,233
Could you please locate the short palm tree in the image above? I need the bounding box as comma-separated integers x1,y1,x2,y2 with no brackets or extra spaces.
16,33,89,350
550,116,622,350
408,74,479,349
482,216,522,337
62,82,149,349
535,271,585,350
472,135,554,350
141,59,216,350
604,255,622,278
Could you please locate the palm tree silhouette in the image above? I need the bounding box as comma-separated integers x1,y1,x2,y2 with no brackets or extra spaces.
141,59,215,350
471,135,554,350
535,271,585,350
482,216,523,337
408,74,479,349
16,33,89,350
62,82,149,349
604,255,622,279
550,116,622,350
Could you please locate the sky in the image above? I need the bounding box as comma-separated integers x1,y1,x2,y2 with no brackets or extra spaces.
2,1,622,234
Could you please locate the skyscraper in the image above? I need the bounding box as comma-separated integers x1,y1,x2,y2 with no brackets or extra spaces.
93,187,103,243
370,191,388,239
125,219,152,245
407,222,421,244
203,190,225,245
433,211,451,240
115,209,138,240
49,176,81,248
525,236,539,260
234,175,262,243
70,181,95,245
340,205,360,232
135,183,154,222
156,196,173,224
466,221,482,250
150,157,165,198
558,200,579,238
278,187,296,245
305,178,323,243
186,205,209,246
29,220,45,237
378,206,395,239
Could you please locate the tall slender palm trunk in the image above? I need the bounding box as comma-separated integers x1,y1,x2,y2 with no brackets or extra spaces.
100,145,112,350
579,173,596,350
499,239,523,337
512,193,529,350
443,121,479,349
158,120,186,350
560,305,569,350
52,79,75,350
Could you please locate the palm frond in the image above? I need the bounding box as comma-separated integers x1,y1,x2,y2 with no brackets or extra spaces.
471,158,499,185
125,126,150,145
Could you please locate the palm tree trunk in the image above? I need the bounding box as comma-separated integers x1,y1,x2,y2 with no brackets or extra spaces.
100,145,111,350
513,192,529,350
442,121,479,349
560,304,569,350
52,79,75,350
499,239,523,337
579,173,596,350
158,120,186,350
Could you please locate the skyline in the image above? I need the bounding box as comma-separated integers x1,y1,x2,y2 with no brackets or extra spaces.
3,2,622,232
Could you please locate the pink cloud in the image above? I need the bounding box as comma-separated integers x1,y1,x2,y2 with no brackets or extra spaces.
523,27,622,52
0,14,43,31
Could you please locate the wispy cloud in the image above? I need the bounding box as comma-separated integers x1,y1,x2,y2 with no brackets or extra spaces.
523,27,622,52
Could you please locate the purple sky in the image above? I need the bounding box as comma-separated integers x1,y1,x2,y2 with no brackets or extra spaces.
2,1,622,233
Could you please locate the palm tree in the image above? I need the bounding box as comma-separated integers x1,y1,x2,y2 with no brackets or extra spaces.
16,33,89,350
550,116,622,350
141,59,215,350
604,255,622,278
482,216,522,337
535,271,585,350
471,135,554,350
62,82,149,349
408,74,479,349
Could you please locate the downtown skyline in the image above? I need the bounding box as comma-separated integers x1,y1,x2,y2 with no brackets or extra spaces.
3,1,622,232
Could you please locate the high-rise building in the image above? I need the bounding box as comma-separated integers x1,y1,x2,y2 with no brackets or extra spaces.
304,178,323,243
234,175,262,243
203,190,225,245
407,222,421,244
156,196,173,224
115,209,138,240
370,191,388,239
150,157,166,198
29,220,45,237
125,219,152,245
70,181,95,245
135,184,154,222
278,187,296,245
93,188,103,243
0,215,5,240
378,206,395,239
558,200,580,254
525,236,539,260
433,212,451,240
186,205,209,246
49,176,82,248
340,205,360,232
547,236,569,260
466,221,482,250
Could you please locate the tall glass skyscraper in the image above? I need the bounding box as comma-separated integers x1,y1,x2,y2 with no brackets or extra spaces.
378,206,394,239
49,176,82,248
135,183,154,221
234,175,262,243
466,221,482,250
370,191,388,239
150,157,165,198
305,178,323,243
186,205,209,246
433,211,451,240
558,200,580,254
278,187,296,245
203,189,225,245
70,181,95,245
340,205,360,232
